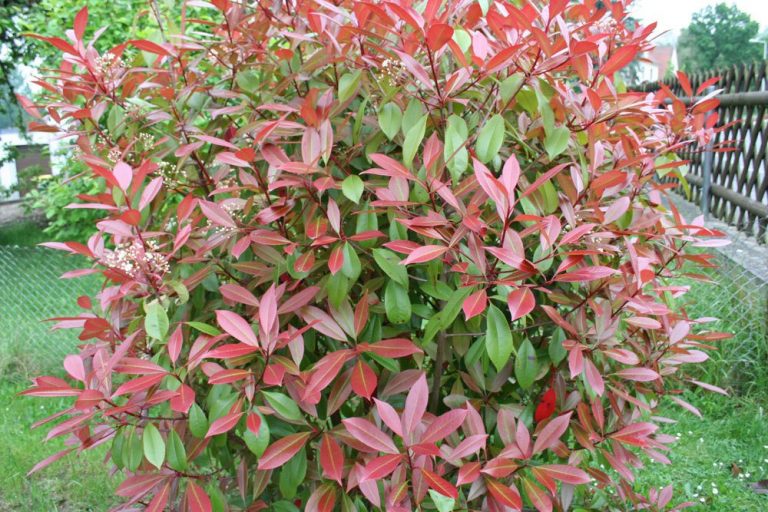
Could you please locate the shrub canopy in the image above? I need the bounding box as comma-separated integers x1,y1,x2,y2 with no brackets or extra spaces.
23,1,727,511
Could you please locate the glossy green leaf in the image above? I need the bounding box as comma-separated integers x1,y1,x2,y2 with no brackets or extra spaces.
124,426,143,472
342,175,364,204
544,126,570,160
244,411,270,458
378,102,402,140
166,429,188,471
385,280,411,324
189,403,209,438
144,301,169,340
403,114,428,168
372,248,408,288
279,446,307,499
515,339,537,389
486,305,514,372
445,114,469,181
475,114,505,163
338,70,362,103
142,423,165,469
263,391,303,421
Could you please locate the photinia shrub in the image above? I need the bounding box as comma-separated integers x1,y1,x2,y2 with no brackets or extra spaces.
22,1,730,511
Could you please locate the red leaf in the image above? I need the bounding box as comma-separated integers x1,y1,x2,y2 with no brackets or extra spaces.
486,478,522,509
206,411,244,437
584,358,604,396
186,481,212,512
614,368,660,382
362,454,403,481
129,39,174,57
400,245,448,265
116,474,167,498
200,200,237,228
220,283,259,306
328,244,345,274
320,433,345,484
533,412,571,454
402,374,428,439
299,306,348,342
63,355,85,382
427,23,454,51
462,289,487,321
554,266,616,282
170,384,195,413
457,461,481,485
507,288,535,321
421,409,467,444
362,338,422,358
421,468,458,499
351,360,377,400
112,373,166,397
534,388,556,423
146,482,171,512
601,44,639,76
257,432,312,470
215,310,259,347
522,478,553,512
73,6,88,41
304,349,355,401
342,417,399,454
534,465,591,486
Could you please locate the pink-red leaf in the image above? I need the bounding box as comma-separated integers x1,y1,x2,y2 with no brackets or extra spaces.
257,432,312,470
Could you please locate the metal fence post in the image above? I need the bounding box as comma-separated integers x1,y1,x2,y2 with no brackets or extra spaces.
701,85,716,220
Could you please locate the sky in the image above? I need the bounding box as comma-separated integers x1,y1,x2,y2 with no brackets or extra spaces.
629,0,768,39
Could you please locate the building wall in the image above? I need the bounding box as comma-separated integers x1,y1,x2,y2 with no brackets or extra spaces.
0,130,65,202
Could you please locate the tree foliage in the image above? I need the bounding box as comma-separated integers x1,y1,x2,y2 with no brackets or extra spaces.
677,3,762,73
23,1,728,511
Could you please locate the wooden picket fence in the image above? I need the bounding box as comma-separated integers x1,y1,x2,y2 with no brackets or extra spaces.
637,61,768,243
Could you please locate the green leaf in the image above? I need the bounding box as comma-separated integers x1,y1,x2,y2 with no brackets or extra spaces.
385,280,412,324
142,423,165,469
187,321,221,336
475,114,505,163
444,114,469,182
548,328,567,365
189,403,209,438
327,272,350,310
515,339,537,389
279,446,307,499
338,70,362,103
124,426,143,472
378,102,402,141
372,248,409,288
243,411,270,458
263,391,303,421
144,301,169,340
341,242,361,281
342,175,364,204
166,429,188,471
169,280,189,304
403,114,428,168
452,29,472,53
236,70,260,92
429,489,456,512
401,100,423,135
544,126,570,160
486,305,514,372
500,73,525,103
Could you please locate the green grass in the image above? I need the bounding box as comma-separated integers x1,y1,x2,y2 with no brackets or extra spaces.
0,219,48,246
0,380,117,511
636,393,768,511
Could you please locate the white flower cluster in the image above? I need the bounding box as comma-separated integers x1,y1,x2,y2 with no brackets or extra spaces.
103,240,170,277
95,53,126,77
379,58,405,84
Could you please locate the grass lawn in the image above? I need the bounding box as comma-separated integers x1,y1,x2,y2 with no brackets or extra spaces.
636,394,768,510
0,220,48,246
0,380,117,511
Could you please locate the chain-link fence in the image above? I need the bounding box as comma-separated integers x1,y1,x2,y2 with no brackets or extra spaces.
0,239,766,390
0,245,98,375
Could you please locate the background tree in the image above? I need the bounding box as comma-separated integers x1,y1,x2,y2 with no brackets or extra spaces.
677,3,762,73
0,0,161,127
